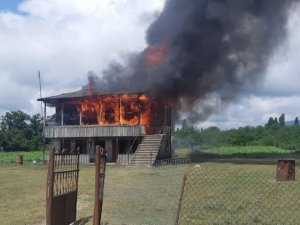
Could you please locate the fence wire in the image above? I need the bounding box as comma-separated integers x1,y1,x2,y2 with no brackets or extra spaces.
100,158,190,225
177,165,300,225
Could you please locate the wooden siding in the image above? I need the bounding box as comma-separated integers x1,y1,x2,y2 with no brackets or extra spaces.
117,154,134,165
45,154,90,164
44,125,145,138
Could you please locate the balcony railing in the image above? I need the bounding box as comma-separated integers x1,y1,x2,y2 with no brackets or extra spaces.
44,125,145,138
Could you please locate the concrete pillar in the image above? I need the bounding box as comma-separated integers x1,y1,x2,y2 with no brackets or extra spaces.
105,139,113,162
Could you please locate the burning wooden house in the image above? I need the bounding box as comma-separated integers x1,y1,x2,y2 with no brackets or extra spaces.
38,89,172,165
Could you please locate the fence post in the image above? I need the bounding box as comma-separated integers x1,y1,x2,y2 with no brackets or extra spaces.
276,159,296,182
93,146,107,225
175,173,187,225
46,147,55,225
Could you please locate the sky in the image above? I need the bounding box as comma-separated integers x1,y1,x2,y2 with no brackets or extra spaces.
0,0,300,129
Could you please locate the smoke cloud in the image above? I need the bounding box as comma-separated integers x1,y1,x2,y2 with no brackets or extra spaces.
88,0,298,123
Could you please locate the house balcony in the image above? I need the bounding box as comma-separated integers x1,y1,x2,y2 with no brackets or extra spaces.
44,125,145,138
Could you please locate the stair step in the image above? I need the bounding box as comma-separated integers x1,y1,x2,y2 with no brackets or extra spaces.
130,134,166,166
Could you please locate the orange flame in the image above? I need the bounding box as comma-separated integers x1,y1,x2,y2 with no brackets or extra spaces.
145,43,168,67
77,94,154,127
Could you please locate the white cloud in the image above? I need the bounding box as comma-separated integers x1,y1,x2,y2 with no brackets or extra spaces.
199,95,300,129
259,3,300,97
0,0,300,130
0,0,164,115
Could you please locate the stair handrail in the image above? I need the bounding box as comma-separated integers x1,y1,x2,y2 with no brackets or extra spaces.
159,122,166,134
125,133,141,164
126,135,139,155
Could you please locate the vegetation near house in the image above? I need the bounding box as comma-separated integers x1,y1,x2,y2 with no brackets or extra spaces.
295,117,299,126
1,110,300,153
174,115,300,150
0,110,43,152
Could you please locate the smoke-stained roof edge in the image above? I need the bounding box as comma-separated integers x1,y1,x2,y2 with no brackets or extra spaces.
38,89,144,103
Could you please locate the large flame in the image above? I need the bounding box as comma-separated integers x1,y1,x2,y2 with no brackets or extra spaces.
77,94,153,127
145,43,168,67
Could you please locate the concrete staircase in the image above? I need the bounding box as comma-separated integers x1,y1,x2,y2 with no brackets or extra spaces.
130,134,164,166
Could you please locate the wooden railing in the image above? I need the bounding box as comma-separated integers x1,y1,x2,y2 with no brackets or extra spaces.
117,154,134,165
45,154,90,164
44,125,145,138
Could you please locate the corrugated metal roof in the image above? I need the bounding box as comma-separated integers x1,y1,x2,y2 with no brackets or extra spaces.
38,88,142,103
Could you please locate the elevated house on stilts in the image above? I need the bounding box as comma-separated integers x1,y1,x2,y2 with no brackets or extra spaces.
38,89,172,165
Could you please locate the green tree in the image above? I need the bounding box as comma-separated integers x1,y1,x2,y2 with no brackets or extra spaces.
266,117,274,127
181,119,188,129
0,111,43,151
279,113,285,126
294,117,299,126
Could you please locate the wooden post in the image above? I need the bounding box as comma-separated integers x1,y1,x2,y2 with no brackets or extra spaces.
276,160,296,182
93,146,107,225
98,102,101,125
61,104,64,126
79,111,82,125
118,95,121,125
116,137,119,162
99,99,102,125
46,147,55,225
44,102,47,128
175,173,187,225
138,95,141,125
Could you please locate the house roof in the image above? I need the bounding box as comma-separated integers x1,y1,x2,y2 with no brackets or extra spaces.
38,88,142,104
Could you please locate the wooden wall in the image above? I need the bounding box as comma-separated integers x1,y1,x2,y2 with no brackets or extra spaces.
44,125,145,138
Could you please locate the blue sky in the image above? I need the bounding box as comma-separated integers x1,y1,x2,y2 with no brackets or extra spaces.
0,0,23,13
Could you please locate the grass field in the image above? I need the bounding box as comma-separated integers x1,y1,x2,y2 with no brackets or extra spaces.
0,151,45,165
175,146,300,164
178,164,300,225
207,145,289,154
1,147,300,225
0,164,186,225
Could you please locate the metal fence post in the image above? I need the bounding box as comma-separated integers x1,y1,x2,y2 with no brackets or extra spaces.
93,146,107,225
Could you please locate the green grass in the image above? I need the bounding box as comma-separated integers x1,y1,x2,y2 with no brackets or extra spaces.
208,146,290,154
175,146,300,164
1,152,300,225
0,164,186,225
0,151,45,165
178,164,300,225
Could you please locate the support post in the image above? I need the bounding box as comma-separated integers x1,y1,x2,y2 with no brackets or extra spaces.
138,94,141,125
175,173,187,225
44,102,47,128
43,102,47,161
99,98,102,125
61,104,64,126
98,102,101,125
276,160,296,182
93,146,107,225
79,111,82,125
118,95,121,125
46,147,55,225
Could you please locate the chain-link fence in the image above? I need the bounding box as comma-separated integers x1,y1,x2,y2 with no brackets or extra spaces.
176,165,300,225
100,158,190,225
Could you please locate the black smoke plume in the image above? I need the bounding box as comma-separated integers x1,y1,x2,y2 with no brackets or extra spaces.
88,0,298,123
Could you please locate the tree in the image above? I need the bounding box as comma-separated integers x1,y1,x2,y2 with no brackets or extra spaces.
182,119,188,129
0,111,43,151
279,113,285,126
266,117,274,127
294,117,299,126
